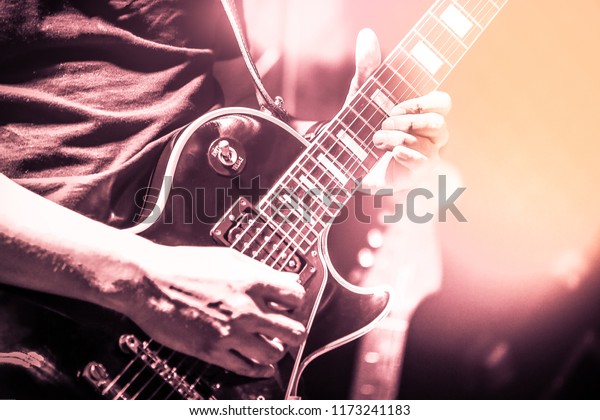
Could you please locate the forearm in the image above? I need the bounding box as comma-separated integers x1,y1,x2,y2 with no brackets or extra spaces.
0,174,149,315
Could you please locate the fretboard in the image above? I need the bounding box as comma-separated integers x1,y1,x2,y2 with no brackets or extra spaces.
253,0,507,257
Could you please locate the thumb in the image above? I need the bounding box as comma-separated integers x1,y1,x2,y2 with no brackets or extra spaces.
346,28,381,104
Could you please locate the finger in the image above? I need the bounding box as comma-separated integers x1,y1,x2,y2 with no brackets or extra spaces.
391,91,452,116
391,145,440,172
228,333,287,365
219,350,275,378
346,28,381,102
389,136,436,160
248,312,306,347
392,145,427,163
248,272,305,309
354,28,381,87
373,130,417,151
381,113,448,145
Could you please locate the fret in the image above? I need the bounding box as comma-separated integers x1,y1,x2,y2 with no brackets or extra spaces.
462,0,502,29
336,110,379,148
332,141,368,181
317,152,349,186
316,130,367,170
263,180,339,246
333,120,379,162
300,153,345,196
349,89,389,122
337,139,380,187
411,29,452,69
314,138,352,169
436,5,472,40
336,99,385,140
409,40,442,78
299,173,317,192
315,142,360,175
422,11,468,64
405,37,448,81
350,106,378,132
336,129,370,167
369,86,396,115
285,175,338,226
387,49,440,96
311,118,375,176
448,1,483,30
268,170,328,223
273,188,313,224
275,213,318,253
296,153,342,193
297,174,339,221
376,61,421,99
294,161,352,222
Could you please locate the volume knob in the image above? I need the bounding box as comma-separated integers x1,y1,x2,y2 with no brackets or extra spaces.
218,139,237,166
208,137,246,176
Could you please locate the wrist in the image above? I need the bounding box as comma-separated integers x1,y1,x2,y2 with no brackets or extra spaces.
86,231,153,317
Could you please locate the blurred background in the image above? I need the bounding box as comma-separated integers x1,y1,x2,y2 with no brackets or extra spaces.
218,0,600,399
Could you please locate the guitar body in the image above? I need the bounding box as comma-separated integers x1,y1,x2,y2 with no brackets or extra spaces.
0,108,391,399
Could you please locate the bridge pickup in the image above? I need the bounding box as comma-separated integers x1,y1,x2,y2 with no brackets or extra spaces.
211,198,309,275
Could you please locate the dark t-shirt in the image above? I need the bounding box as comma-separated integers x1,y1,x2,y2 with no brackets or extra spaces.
0,0,241,225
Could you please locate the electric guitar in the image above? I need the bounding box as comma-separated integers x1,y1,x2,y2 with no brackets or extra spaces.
0,0,507,399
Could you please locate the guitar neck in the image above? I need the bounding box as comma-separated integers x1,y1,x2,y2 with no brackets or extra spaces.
254,0,507,255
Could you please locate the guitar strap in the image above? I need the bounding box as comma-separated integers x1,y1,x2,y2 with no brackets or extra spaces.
220,0,289,122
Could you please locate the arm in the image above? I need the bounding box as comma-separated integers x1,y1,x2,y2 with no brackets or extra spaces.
0,174,305,377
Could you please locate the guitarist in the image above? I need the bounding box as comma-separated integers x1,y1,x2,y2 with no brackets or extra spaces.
0,0,451,388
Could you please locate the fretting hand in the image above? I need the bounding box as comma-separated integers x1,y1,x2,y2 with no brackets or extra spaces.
346,28,452,192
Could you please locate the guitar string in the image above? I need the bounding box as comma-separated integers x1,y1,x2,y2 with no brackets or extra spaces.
129,344,186,400
145,353,198,400
114,340,210,400
123,339,215,399
226,0,487,266
113,343,169,400
227,14,441,263
229,0,493,274
182,365,214,400
250,0,496,273
138,346,200,400
105,0,496,399
102,339,150,398
110,0,494,399
148,348,219,399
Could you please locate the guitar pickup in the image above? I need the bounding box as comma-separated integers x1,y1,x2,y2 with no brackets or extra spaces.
211,198,308,275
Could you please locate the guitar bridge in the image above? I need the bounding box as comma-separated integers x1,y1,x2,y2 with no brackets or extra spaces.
118,334,204,400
